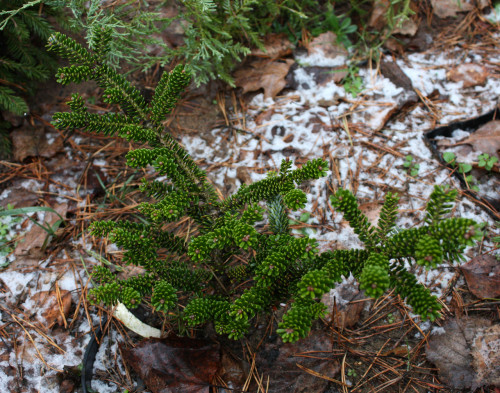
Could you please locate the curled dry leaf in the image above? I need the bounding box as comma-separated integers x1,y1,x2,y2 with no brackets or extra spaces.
430,0,474,18
307,31,348,59
11,127,63,162
455,120,500,159
251,33,294,59
460,254,500,299
322,282,366,329
234,59,295,99
14,203,68,256
369,0,418,36
447,63,488,88
121,336,220,393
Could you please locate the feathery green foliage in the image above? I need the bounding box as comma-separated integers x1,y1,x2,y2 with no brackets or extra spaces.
50,31,483,343
0,0,69,157
0,0,66,114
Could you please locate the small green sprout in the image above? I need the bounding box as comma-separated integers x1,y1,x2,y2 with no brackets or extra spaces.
386,312,395,324
442,152,479,192
442,151,456,164
477,153,498,171
403,155,420,177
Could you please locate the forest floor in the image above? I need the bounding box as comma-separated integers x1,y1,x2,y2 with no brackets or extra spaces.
0,4,499,393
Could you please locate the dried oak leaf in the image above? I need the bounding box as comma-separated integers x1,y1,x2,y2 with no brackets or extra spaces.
447,63,488,88
430,0,474,18
234,59,295,99
11,127,63,162
14,202,68,256
307,31,348,59
456,120,500,159
460,254,500,299
121,336,220,393
251,33,294,59
426,317,494,390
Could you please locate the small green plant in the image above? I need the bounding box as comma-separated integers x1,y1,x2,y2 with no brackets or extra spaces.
491,221,500,245
0,204,22,266
48,29,483,343
310,3,358,48
443,152,479,192
386,312,395,324
347,368,357,378
477,153,498,172
403,155,420,177
342,65,364,97
0,205,65,252
289,211,317,236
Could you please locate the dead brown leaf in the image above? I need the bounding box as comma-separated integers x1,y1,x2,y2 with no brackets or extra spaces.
472,324,500,388
322,283,366,329
251,33,294,59
460,254,500,299
307,31,348,59
426,317,491,389
28,290,72,329
121,336,220,393
234,59,294,99
369,0,390,30
0,186,39,209
11,127,63,162
456,120,500,159
447,63,488,88
369,0,418,36
236,166,252,185
430,0,474,18
14,203,68,256
359,202,383,227
354,102,400,132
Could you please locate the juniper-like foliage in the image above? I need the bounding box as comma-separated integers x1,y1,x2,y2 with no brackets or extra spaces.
48,29,483,343
0,0,67,115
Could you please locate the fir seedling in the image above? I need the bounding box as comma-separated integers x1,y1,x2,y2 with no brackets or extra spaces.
48,29,483,343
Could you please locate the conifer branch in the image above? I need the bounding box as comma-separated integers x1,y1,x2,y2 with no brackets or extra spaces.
50,30,482,344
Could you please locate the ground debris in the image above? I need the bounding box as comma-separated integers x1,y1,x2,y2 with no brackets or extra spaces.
121,336,220,393
460,254,500,299
426,316,500,390
234,59,295,99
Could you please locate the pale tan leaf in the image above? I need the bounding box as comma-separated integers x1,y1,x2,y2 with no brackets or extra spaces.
15,203,68,256
456,120,500,159
460,254,500,299
251,33,294,59
11,127,63,162
234,59,294,99
430,0,474,18
447,63,488,88
307,31,347,59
